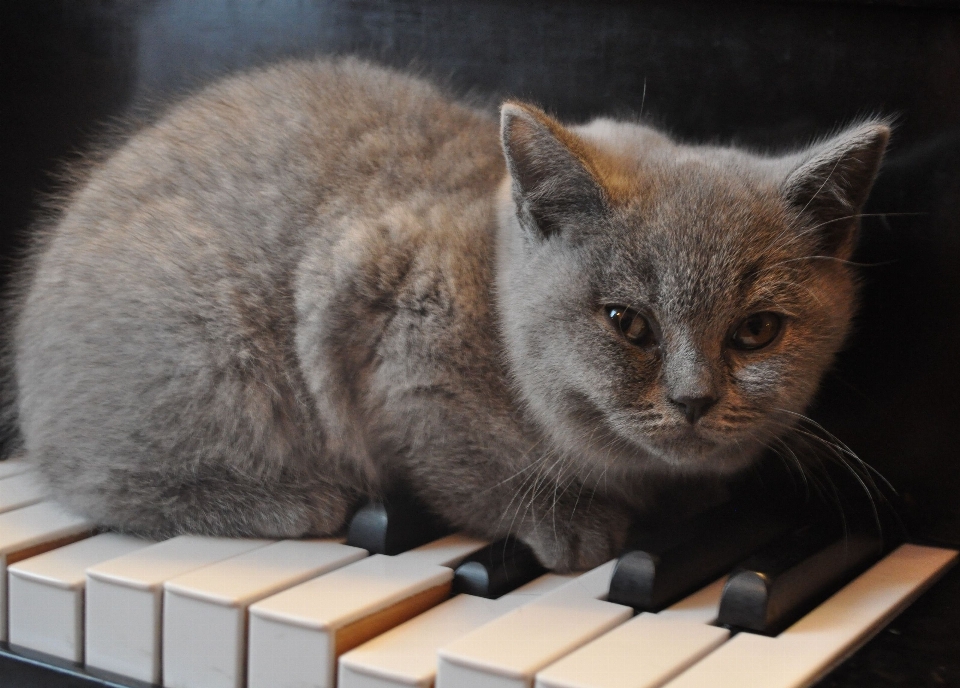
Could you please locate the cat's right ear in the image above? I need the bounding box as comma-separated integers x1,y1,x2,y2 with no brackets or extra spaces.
500,101,606,241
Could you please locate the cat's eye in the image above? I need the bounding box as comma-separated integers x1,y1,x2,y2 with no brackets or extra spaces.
606,305,654,346
731,312,782,351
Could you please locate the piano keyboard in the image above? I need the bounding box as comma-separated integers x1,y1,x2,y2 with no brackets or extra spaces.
0,457,956,688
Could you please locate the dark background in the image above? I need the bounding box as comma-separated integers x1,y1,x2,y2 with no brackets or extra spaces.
1,1,959,685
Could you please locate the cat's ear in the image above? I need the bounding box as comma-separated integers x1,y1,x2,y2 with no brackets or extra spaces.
500,101,606,240
781,120,891,259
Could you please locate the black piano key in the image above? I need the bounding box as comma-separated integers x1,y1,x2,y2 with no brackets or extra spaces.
607,502,796,611
345,491,452,555
452,537,547,599
717,520,886,635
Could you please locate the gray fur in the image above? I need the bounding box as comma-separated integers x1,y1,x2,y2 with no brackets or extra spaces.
6,58,889,570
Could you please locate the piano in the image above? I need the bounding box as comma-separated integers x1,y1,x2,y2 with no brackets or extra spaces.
3,0,960,686
0,459,958,688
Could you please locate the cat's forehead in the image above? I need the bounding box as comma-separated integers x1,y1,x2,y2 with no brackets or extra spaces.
600,165,791,267
577,119,789,228
575,119,822,314
592,169,798,316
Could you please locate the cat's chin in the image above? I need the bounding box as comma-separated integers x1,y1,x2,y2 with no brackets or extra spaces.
641,431,762,474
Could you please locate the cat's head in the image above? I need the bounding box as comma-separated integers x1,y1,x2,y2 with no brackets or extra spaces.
496,102,889,481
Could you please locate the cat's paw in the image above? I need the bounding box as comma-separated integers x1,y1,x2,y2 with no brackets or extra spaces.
520,505,630,573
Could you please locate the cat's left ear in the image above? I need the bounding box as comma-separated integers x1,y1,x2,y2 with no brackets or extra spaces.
781,120,891,259
500,101,607,241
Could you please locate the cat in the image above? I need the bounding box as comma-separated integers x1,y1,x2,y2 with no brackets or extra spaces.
1,57,889,571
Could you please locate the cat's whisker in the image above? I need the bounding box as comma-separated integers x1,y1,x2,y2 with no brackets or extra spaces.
639,77,647,119
767,409,895,537
591,464,610,509
505,468,545,538
483,437,551,491
752,426,834,507
568,472,589,521
495,449,555,537
766,433,812,499
773,408,895,494
579,433,625,517
550,453,580,538
789,428,890,527
795,211,927,238
523,448,569,533
497,468,540,531
564,438,605,521
770,255,895,269
767,210,921,261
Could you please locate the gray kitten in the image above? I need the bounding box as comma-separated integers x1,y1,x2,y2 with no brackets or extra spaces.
3,58,889,571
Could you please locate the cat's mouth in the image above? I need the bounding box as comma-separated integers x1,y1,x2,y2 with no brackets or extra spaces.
652,426,763,472
618,419,761,471
660,431,719,456
592,403,760,472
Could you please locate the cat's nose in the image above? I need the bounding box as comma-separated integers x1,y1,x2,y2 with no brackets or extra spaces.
669,394,717,424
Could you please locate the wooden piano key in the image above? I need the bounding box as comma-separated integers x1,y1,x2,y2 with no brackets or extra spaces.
0,500,93,642
435,561,632,688
656,576,727,625
338,573,572,688
0,456,32,480
0,469,48,514
84,535,272,685
662,544,958,688
161,538,367,688
535,614,729,688
380,534,488,569
247,533,486,688
339,595,506,688
531,575,731,688
6,533,152,662
499,573,575,599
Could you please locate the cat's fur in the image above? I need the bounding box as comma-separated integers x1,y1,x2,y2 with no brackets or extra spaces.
3,58,889,570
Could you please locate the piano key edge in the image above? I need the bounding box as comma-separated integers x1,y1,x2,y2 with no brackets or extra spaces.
799,544,959,688
0,641,158,688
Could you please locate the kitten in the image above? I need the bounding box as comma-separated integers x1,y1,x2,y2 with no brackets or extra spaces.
3,58,889,571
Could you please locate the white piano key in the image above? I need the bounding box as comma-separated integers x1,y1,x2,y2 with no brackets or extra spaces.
339,573,572,688
531,574,728,688
6,533,152,662
84,535,271,684
247,534,486,688
537,561,620,603
535,614,729,688
435,561,632,688
500,573,578,601
386,534,489,568
339,594,507,688
0,470,48,514
0,500,93,642
663,543,958,688
162,538,367,688
656,576,726,625
0,456,32,480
